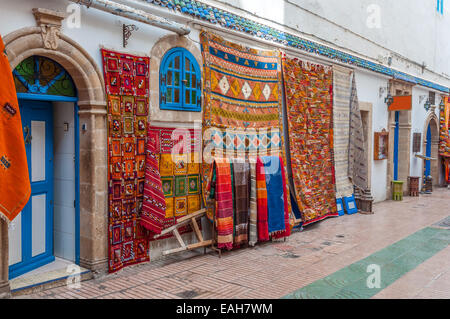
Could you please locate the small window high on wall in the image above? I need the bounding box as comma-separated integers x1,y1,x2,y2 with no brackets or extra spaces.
437,0,444,14
160,47,201,111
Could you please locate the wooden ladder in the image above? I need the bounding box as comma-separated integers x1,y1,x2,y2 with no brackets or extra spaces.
153,209,214,256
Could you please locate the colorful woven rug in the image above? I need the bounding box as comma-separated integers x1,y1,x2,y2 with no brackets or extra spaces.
147,126,202,240
281,55,338,226
140,127,166,235
256,157,269,242
214,158,234,250
272,156,291,239
0,35,30,222
200,31,290,221
261,156,286,235
231,159,250,247
248,158,258,246
102,48,150,273
439,98,450,158
348,74,368,191
332,65,354,199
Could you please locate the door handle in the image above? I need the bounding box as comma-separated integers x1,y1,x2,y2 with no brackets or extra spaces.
24,126,32,145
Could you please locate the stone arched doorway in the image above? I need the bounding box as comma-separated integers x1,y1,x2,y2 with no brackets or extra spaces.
422,113,440,188
0,24,107,296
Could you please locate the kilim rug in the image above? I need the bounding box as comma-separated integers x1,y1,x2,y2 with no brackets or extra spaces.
439,98,450,158
248,158,258,246
272,156,291,239
231,159,250,247
146,126,202,241
140,126,166,235
214,157,234,250
102,48,150,273
332,65,354,199
256,157,269,242
200,31,290,222
281,54,338,226
0,35,30,222
261,156,286,235
348,74,368,191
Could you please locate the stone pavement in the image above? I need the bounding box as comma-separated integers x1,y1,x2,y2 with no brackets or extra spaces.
16,188,450,299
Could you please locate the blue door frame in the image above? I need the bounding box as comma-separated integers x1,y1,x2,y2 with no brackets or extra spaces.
9,93,80,279
393,111,400,181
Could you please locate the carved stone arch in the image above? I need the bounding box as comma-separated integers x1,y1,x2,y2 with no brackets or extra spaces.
0,26,108,293
422,111,440,186
149,34,203,124
4,26,106,109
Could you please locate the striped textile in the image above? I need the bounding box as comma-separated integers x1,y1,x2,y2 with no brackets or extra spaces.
348,74,368,191
332,66,354,198
248,158,258,246
141,127,167,235
262,156,286,235
200,31,291,221
272,156,291,239
256,157,269,242
214,158,234,250
232,159,250,247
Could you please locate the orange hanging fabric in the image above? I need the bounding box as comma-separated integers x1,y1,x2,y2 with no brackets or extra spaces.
0,35,31,222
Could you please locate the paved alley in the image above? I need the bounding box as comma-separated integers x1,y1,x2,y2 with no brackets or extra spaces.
16,188,450,299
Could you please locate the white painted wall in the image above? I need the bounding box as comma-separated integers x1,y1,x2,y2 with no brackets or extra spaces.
354,69,389,202
206,0,450,88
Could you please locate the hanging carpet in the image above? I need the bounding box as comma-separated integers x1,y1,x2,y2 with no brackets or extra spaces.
439,98,450,158
102,48,150,273
231,159,250,247
332,65,354,199
348,74,369,191
200,31,290,221
281,54,338,226
144,126,202,241
0,35,31,222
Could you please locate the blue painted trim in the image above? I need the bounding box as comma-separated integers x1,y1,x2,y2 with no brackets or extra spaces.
75,102,80,265
17,93,78,102
144,0,450,94
160,47,202,112
394,111,400,181
343,195,358,215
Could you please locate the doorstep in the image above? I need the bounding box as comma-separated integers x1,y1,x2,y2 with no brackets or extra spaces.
10,258,92,297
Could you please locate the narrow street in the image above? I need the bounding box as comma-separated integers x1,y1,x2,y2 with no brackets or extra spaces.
16,188,450,299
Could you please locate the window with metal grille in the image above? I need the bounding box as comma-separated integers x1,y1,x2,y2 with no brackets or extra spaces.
160,47,201,111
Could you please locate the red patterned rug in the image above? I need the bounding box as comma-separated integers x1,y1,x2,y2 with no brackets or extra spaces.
102,49,150,273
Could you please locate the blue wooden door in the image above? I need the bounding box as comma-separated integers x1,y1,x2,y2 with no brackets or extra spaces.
425,123,432,177
8,100,55,279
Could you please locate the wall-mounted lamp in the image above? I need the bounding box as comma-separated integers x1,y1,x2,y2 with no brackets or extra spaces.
384,93,394,107
424,99,431,112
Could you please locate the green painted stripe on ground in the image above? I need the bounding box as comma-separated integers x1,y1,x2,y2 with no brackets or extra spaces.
282,226,450,299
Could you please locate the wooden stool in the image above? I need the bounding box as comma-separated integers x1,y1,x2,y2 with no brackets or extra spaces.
392,180,404,201
408,176,420,197
153,209,214,256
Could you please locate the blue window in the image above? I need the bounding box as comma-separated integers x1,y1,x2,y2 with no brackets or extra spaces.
437,0,444,14
160,47,201,111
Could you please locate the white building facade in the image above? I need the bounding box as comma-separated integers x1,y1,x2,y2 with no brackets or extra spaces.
0,0,448,297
